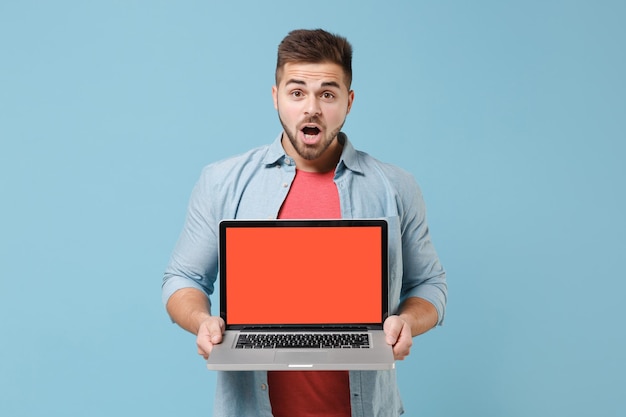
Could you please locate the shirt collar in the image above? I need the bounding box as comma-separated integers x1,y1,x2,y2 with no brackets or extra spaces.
262,133,289,166
336,132,364,175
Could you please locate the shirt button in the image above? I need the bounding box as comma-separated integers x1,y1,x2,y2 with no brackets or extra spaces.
282,183,288,188
260,383,267,391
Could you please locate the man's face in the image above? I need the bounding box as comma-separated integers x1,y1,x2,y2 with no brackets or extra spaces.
272,61,354,171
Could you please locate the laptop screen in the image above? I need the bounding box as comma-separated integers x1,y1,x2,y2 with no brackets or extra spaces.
220,220,388,327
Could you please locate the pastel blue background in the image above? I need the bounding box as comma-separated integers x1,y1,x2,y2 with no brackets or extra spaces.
1,1,624,416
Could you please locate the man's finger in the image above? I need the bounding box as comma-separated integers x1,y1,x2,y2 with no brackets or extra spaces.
383,315,403,345
197,317,225,359
392,324,413,360
208,320,224,343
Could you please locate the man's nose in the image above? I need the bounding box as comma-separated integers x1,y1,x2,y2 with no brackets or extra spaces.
304,96,321,116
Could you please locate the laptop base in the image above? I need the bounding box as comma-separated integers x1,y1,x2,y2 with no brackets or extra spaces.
207,330,395,371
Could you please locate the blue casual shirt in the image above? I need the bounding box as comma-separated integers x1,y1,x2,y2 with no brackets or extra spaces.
162,132,447,417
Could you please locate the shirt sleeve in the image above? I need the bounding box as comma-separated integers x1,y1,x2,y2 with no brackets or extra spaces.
162,167,219,309
398,176,448,325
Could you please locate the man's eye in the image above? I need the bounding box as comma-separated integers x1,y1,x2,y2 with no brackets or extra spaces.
291,91,303,98
322,92,335,100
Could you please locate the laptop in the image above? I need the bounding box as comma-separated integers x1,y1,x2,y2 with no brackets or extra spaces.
206,219,395,371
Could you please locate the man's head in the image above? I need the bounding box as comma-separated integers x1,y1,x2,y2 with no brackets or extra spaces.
273,29,355,172
276,29,353,90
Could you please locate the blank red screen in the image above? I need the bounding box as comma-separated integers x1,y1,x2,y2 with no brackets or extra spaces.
225,226,382,325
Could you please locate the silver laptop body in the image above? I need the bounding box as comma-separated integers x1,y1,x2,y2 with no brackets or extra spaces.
206,219,395,371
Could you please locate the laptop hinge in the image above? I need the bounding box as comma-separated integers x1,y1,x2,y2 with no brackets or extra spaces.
239,325,370,332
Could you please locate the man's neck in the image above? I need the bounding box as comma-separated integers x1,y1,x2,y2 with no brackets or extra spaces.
280,133,343,173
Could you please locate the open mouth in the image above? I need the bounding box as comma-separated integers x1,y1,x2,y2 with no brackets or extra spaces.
302,126,321,136
300,124,322,144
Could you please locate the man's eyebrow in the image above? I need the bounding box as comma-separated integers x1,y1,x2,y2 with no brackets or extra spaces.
284,79,342,89
285,79,306,86
321,81,341,89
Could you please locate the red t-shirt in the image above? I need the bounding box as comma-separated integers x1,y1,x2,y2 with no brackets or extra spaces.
269,169,351,417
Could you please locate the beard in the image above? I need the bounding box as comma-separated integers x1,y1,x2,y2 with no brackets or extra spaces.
278,114,345,161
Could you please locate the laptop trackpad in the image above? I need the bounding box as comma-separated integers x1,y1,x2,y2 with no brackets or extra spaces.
275,351,329,366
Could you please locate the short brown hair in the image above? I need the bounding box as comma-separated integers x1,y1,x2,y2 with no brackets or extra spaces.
276,29,353,88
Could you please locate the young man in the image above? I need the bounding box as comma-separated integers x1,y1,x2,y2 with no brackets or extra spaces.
162,29,447,417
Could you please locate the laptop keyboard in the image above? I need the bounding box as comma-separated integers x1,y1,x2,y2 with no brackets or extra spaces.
235,332,371,349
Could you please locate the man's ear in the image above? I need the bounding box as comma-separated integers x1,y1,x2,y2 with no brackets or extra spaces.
272,85,278,110
347,90,355,114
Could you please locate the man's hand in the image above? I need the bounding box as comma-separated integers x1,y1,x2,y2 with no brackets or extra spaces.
165,288,226,360
383,297,440,360
196,316,225,360
383,315,413,360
